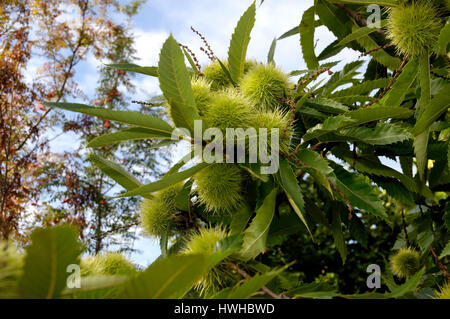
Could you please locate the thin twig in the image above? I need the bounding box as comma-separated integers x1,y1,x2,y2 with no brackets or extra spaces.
90,221,140,239
429,246,450,281
401,210,410,247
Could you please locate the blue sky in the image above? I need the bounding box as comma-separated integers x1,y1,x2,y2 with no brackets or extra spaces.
39,0,393,267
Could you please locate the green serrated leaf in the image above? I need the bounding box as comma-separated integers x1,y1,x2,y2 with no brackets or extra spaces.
268,37,277,64
381,58,418,107
389,267,425,298
115,162,211,198
19,225,83,299
227,2,256,82
119,254,211,299
436,21,450,55
290,282,337,299
230,204,253,236
331,206,347,263
412,84,450,136
89,153,144,193
337,123,412,145
331,0,398,7
333,165,387,220
240,188,277,260
337,20,387,47
316,0,352,40
158,34,201,134
87,127,175,148
440,241,450,259
226,267,286,299
332,78,389,98
300,6,319,70
278,158,312,237
44,103,174,134
107,63,158,77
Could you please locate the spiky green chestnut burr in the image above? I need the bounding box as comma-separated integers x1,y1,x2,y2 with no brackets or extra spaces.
191,76,213,116
240,63,290,110
203,61,231,90
80,255,102,276
140,183,184,238
96,252,137,276
252,108,293,153
182,226,236,295
81,252,137,276
435,282,450,299
202,89,256,131
203,60,258,90
390,247,421,279
0,241,23,298
386,1,442,56
194,164,245,213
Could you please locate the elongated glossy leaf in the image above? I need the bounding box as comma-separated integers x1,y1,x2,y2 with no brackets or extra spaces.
302,115,357,142
181,47,200,74
320,60,364,96
226,267,286,299
389,267,425,298
89,153,143,192
19,225,83,299
333,165,387,220
316,0,352,40
217,57,237,87
107,63,158,77
116,162,211,198
415,51,432,180
381,58,418,107
332,78,389,97
337,123,412,145
230,204,253,236
318,40,344,61
240,188,277,260
296,149,333,195
268,37,277,64
437,23,450,55
331,0,398,6
303,97,349,114
331,206,347,263
87,127,175,148
440,241,450,259
332,148,430,198
61,275,127,299
158,35,200,134
278,20,322,40
278,158,312,236
227,2,256,82
45,102,174,134
412,84,450,136
337,20,387,47
300,6,319,69
354,23,400,70
344,106,414,124
296,149,333,176
119,254,211,299
290,282,337,299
